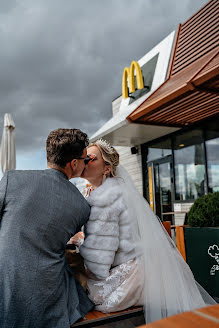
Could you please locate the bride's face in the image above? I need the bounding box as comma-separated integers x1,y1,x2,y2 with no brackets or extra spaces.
81,146,109,181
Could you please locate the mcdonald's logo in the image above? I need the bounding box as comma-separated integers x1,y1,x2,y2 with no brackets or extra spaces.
122,61,144,99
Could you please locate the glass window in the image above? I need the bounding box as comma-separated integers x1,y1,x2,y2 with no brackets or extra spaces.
147,138,172,162
205,119,219,192
173,129,206,201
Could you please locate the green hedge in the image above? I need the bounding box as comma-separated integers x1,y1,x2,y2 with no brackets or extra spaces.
188,192,219,227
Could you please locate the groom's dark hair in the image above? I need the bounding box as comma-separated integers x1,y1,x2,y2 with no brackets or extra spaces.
46,128,89,168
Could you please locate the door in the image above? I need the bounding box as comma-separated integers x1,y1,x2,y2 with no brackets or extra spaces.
148,156,174,222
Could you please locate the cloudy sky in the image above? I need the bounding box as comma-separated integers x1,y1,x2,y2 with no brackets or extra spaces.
0,0,207,175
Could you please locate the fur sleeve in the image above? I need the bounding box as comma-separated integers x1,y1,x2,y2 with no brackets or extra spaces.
80,178,125,278
80,219,119,278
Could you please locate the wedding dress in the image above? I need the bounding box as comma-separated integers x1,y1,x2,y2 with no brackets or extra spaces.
87,257,144,313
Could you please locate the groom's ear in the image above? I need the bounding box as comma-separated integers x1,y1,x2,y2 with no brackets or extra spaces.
67,159,78,178
70,159,77,170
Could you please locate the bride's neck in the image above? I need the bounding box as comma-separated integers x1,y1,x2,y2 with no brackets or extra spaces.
88,176,103,190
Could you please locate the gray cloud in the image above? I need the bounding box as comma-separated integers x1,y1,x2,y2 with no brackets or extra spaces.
0,0,207,154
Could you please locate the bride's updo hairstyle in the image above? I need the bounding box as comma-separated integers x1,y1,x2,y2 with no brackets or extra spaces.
89,139,119,177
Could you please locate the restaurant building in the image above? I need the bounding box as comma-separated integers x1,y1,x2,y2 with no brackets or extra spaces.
90,0,219,225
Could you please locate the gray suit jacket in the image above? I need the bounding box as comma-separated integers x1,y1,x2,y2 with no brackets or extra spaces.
0,169,93,328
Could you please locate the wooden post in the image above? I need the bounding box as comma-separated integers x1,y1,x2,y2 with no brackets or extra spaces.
175,226,186,261
162,221,171,237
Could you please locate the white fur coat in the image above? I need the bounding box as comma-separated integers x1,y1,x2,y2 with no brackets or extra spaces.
80,177,136,279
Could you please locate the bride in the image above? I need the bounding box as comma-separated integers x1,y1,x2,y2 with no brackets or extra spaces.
74,139,216,323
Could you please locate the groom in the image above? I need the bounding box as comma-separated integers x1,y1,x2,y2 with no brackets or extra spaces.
0,128,93,328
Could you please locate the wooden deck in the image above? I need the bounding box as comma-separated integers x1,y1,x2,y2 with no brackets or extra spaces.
139,304,219,327
71,306,144,328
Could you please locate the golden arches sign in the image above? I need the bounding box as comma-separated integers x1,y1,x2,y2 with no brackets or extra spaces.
122,61,144,99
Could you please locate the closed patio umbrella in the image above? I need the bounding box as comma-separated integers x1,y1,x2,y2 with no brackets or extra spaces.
1,113,16,174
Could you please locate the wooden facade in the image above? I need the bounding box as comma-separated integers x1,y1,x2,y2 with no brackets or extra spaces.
128,0,219,127
171,0,218,75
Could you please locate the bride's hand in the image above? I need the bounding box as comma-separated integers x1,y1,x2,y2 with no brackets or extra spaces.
85,267,96,279
67,232,84,246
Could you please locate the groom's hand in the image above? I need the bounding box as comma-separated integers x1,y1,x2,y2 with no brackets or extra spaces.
68,232,84,246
